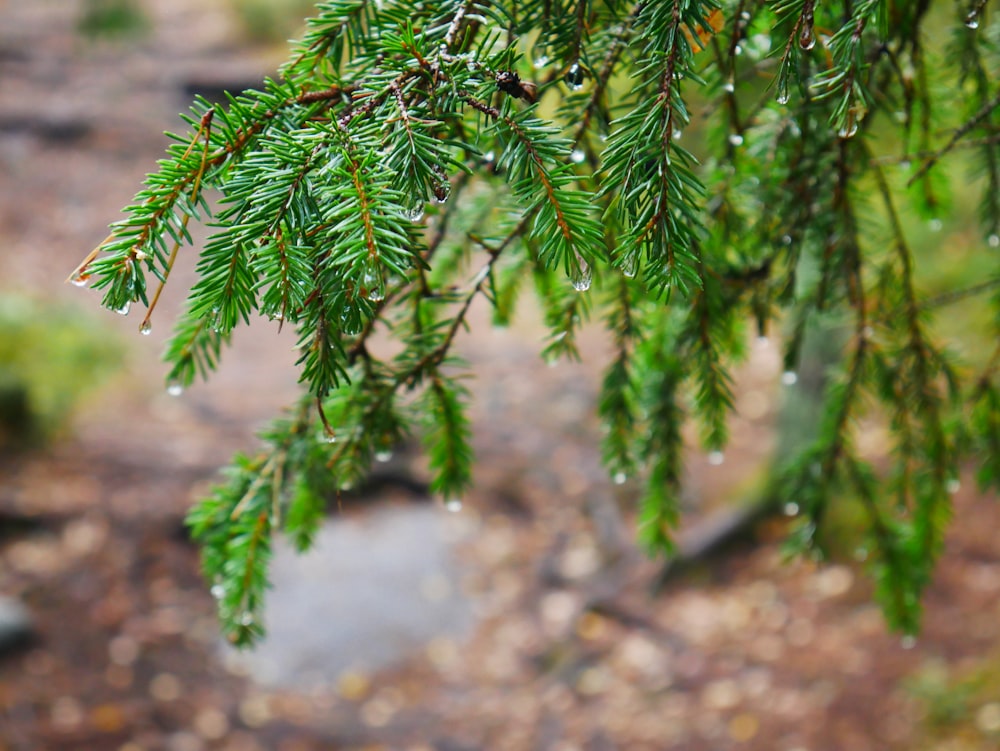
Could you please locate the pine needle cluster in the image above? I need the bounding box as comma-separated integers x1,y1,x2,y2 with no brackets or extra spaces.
73,0,1000,645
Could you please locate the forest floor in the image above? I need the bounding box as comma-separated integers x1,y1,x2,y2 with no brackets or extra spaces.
2,2,1000,750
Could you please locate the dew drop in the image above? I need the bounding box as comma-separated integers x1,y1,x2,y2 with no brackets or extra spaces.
444,498,463,512
708,451,725,466
570,149,586,164
672,129,683,140
781,234,793,245
854,546,869,562
139,320,152,336
838,120,859,139
776,89,789,105
783,502,799,516
339,311,363,336
901,635,917,650
781,370,798,386
433,185,450,204
70,273,91,287
368,286,385,303
571,261,592,292
362,266,382,293
929,218,943,232
988,234,999,248
166,381,184,397
116,302,131,316
210,584,225,600
375,449,393,463
533,54,550,69
946,477,961,494
483,150,495,163
728,133,744,146
403,204,425,222
564,62,585,90
322,431,337,444
799,27,816,50
239,612,255,627
613,471,627,485
722,79,735,94
621,255,637,279
966,13,980,29
733,43,744,56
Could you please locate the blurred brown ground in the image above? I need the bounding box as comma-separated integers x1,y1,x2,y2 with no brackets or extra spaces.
2,2,1000,750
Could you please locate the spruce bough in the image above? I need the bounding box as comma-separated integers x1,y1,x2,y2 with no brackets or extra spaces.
72,1,1000,646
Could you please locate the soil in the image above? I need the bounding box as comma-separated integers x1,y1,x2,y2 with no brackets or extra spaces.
2,2,1000,750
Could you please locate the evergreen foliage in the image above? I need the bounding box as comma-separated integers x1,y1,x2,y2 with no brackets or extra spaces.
73,0,1000,646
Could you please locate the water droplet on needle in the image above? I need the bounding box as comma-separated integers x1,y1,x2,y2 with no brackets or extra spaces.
571,261,592,292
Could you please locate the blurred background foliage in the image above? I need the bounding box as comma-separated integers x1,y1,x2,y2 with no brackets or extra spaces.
0,295,123,449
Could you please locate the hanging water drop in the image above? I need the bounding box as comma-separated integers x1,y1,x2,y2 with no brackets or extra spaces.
781,370,798,386
570,149,586,164
783,502,799,517
946,477,961,494
621,254,637,279
368,286,385,303
70,273,90,287
166,380,184,397
728,133,744,146
375,449,393,463
733,43,744,56
362,265,377,288
965,11,980,29
444,498,463,512
116,301,131,316
708,451,725,466
210,584,225,600
672,129,683,140
837,118,859,139
239,611,255,627
988,234,999,248
340,310,363,336
564,61,585,90
776,82,790,104
483,150,495,163
433,184,450,204
612,471,627,486
403,204,425,222
722,78,735,94
139,320,152,336
799,27,816,50
533,54,550,69
571,260,592,292
322,431,337,444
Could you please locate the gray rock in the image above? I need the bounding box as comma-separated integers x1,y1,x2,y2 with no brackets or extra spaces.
224,504,476,689
0,595,34,655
